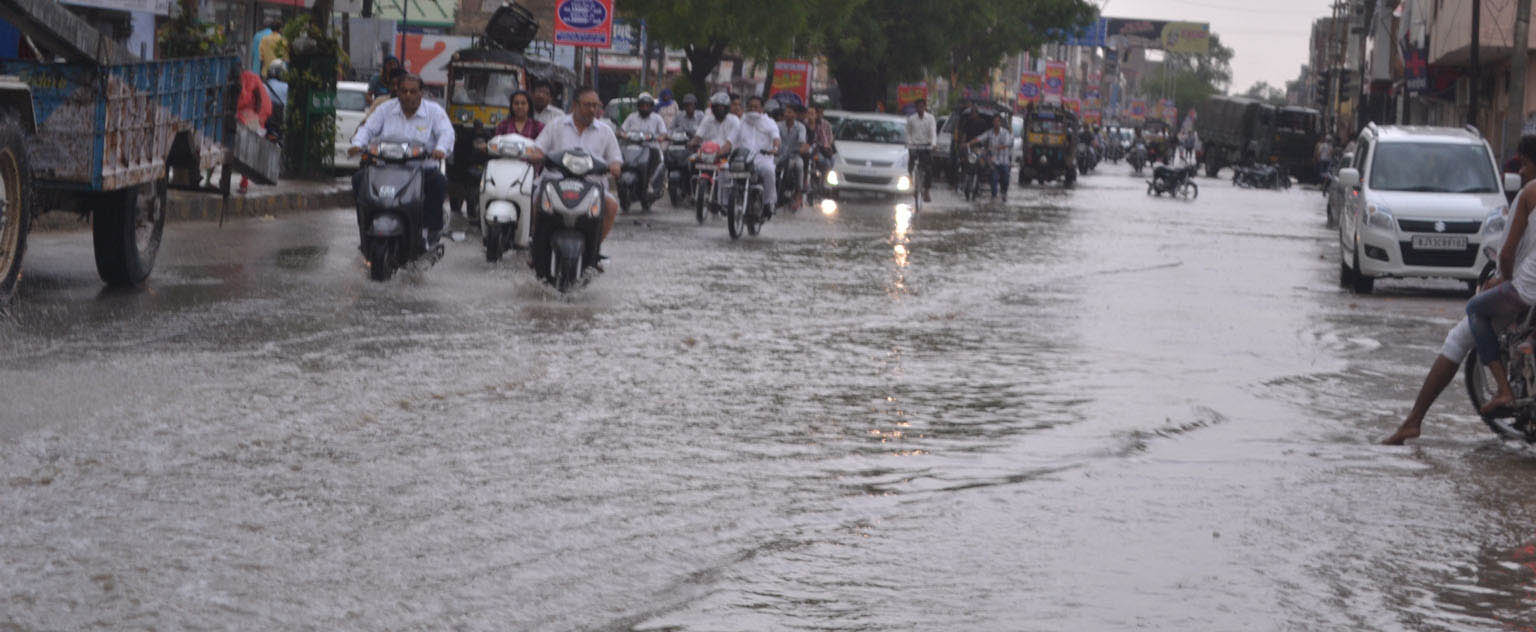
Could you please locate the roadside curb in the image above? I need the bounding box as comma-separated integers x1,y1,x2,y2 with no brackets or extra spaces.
31,179,353,232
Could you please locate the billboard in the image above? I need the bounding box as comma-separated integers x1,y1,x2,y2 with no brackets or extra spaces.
1105,18,1210,54
395,33,474,86
1043,61,1066,103
1128,99,1147,123
1019,72,1042,104
897,82,928,109
771,59,812,106
553,0,615,48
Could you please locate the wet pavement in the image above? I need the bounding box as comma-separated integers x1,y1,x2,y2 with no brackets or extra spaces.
5,163,1536,630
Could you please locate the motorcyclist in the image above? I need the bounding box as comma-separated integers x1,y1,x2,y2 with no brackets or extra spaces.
774,100,808,210
621,92,669,199
905,97,937,202
803,101,836,193
347,73,455,249
525,86,622,262
694,91,740,149
722,95,781,217
671,93,705,137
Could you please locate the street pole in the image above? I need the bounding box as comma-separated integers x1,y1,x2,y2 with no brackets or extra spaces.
1504,0,1531,158
1469,0,1480,128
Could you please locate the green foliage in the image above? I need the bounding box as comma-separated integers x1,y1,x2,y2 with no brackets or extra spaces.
280,14,339,177
156,0,227,58
1243,81,1288,105
1141,34,1237,113
625,0,814,91
667,74,702,104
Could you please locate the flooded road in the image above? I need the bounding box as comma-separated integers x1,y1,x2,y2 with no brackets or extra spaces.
6,164,1536,630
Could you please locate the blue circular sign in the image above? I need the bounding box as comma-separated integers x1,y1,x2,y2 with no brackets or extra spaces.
558,0,607,30
1020,84,1039,98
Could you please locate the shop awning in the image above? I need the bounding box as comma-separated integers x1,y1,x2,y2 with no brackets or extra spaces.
372,0,452,28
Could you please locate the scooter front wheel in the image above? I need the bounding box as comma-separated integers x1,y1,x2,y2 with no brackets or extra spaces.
366,238,397,282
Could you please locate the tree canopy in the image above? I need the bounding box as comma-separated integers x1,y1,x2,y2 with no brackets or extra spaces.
624,0,815,99
1242,81,1288,105
1140,34,1235,113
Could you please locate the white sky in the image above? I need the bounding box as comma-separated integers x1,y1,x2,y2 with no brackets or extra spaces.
1098,0,1339,93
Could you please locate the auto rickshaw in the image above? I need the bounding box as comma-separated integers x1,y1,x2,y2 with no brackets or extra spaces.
1141,119,1173,165
444,49,577,217
1018,103,1078,187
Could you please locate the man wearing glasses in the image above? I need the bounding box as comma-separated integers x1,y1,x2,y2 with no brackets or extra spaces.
526,86,622,251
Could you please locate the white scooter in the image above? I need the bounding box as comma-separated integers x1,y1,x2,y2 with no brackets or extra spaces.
476,133,539,262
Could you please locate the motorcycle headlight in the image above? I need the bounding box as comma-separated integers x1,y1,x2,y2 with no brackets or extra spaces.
378,143,406,161
457,110,471,123
826,170,840,187
1366,203,1395,230
896,175,912,191
562,153,594,174
488,137,524,159
1485,206,1508,235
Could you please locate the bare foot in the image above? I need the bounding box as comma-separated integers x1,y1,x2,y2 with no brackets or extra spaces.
1481,392,1516,415
1382,424,1420,445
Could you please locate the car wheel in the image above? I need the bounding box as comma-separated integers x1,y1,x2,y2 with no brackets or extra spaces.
1351,241,1374,294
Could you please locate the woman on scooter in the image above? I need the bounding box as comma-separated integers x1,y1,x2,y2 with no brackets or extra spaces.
494,89,544,140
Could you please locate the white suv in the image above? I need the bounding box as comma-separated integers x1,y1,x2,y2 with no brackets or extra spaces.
1336,124,1522,293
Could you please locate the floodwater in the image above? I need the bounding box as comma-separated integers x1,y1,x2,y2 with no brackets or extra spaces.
5,163,1536,630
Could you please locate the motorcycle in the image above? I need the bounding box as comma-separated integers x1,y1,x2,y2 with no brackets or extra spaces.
354,138,444,282
775,151,801,212
1076,140,1098,175
805,146,837,210
960,144,984,201
1464,250,1536,442
1104,139,1125,164
691,140,726,224
1148,164,1199,199
531,149,609,292
1128,142,1148,176
617,131,664,213
664,130,693,207
476,133,539,263
1233,163,1291,190
723,147,773,239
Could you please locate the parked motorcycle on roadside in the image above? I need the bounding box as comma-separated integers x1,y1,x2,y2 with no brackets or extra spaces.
531,149,609,292
1232,163,1291,190
476,133,538,262
1148,164,1199,199
617,131,664,213
664,130,693,207
354,138,444,281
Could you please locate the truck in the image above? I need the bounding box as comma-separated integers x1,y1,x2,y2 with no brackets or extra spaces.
0,0,261,300
1194,95,1274,178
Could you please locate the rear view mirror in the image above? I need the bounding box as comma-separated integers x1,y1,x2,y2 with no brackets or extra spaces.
1337,167,1361,188
1505,172,1523,193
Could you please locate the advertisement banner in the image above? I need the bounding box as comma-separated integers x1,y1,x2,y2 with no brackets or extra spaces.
1129,99,1147,123
1105,18,1210,54
1082,86,1102,104
1160,99,1177,123
395,33,475,86
1082,109,1102,125
896,82,929,109
1019,72,1042,104
1043,61,1066,103
1063,97,1081,114
770,59,812,106
553,0,615,48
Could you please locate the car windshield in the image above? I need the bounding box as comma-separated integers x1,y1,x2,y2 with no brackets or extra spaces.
1029,118,1065,134
1369,142,1498,193
837,119,906,144
449,69,520,106
336,89,368,112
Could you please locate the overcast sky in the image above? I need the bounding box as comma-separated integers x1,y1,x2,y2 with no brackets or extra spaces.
1100,0,1339,93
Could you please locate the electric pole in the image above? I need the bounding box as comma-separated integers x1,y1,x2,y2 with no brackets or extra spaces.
1505,0,1531,158
1469,0,1481,128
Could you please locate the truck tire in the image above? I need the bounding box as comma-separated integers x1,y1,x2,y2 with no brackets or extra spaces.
0,118,32,300
94,179,166,287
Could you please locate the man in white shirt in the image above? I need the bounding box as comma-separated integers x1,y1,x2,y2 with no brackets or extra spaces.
694,91,740,148
532,83,565,127
724,95,781,216
671,93,705,137
528,86,623,249
621,92,669,200
348,73,455,245
905,97,938,202
967,113,1012,202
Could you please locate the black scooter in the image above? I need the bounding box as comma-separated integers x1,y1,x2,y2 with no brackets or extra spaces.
532,149,610,292
618,131,664,213
664,130,693,207
354,138,443,281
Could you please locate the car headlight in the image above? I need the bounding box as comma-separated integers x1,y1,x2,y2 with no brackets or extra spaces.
1485,206,1508,235
896,175,912,191
826,170,840,186
1366,203,1395,230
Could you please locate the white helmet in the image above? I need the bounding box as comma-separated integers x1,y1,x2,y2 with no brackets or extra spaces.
636,91,655,105
710,91,730,106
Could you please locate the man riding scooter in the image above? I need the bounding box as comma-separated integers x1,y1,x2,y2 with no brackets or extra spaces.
620,92,669,209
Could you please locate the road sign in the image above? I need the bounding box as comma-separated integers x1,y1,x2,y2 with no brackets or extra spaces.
553,0,614,48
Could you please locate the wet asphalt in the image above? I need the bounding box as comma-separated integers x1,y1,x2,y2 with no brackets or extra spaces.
5,162,1536,630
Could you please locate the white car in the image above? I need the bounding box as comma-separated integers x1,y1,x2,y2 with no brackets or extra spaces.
1336,124,1523,294
827,112,913,196
333,81,370,169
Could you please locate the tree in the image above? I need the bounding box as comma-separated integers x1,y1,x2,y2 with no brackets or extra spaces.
1142,33,1235,113
1242,80,1287,105
811,0,1095,109
624,0,814,98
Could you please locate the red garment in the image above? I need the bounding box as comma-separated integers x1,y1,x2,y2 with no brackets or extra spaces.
494,117,543,139
237,70,272,128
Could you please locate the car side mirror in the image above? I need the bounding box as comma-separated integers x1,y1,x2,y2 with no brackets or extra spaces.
1337,168,1360,188
1505,172,1523,192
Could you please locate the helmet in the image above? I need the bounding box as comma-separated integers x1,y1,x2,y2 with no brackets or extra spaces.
682,93,698,106
266,59,287,80
765,99,784,116
637,92,655,106
710,91,730,106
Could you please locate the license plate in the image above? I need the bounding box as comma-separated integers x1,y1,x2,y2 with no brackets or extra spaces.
1411,235,1467,251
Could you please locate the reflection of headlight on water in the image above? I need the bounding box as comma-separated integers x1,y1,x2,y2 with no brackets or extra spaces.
819,198,838,216
893,243,908,268
896,175,912,191
893,203,912,238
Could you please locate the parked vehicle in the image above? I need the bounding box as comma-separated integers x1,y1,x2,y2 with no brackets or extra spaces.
1233,163,1290,190
1323,151,1355,227
617,131,664,213
1018,104,1078,187
826,112,912,196
1273,106,1323,183
1148,164,1198,199
333,81,370,169
476,133,539,262
1335,124,1521,294
355,139,444,281
531,149,609,292
1195,96,1272,177
663,130,692,207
